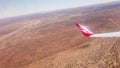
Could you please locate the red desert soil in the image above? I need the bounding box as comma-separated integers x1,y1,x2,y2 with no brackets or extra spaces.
0,2,120,68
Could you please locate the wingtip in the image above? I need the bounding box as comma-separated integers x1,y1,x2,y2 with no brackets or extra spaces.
75,23,93,37
75,23,81,28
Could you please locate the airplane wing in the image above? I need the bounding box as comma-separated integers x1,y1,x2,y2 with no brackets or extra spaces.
75,23,120,37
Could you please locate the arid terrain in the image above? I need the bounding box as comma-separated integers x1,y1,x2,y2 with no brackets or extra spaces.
0,1,120,68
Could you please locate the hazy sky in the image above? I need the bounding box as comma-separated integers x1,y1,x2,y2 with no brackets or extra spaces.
0,0,118,19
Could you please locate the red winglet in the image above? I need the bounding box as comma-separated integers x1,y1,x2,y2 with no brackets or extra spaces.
75,23,93,37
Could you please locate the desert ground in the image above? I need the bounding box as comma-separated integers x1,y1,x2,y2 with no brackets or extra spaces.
0,1,120,68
